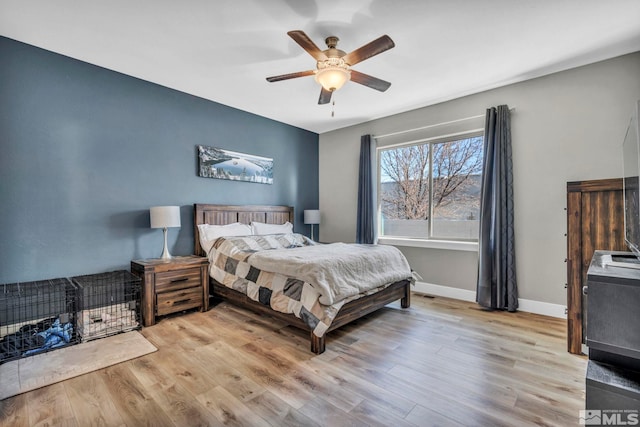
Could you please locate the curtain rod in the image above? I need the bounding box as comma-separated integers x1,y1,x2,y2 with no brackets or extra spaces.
373,107,516,140
377,128,485,150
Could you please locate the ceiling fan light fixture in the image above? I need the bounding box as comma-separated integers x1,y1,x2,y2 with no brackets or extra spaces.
314,58,351,92
266,31,394,104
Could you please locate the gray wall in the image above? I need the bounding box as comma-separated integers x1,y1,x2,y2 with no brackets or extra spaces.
0,37,319,283
319,51,640,306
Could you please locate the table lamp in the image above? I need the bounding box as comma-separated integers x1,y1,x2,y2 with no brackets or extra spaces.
150,206,181,259
304,209,321,241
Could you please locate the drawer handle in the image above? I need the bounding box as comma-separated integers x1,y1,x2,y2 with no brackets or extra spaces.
170,277,189,283
174,298,191,305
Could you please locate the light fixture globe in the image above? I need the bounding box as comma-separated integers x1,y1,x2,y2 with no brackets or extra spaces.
314,58,351,92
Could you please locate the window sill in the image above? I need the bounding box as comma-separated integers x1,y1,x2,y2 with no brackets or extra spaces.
378,237,478,252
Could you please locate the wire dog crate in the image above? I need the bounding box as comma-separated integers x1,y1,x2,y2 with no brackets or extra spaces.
71,270,141,342
0,278,78,364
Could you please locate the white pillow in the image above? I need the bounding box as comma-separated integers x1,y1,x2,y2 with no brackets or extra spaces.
251,221,293,235
198,222,252,253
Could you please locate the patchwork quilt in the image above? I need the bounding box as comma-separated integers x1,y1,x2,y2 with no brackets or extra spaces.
208,233,412,337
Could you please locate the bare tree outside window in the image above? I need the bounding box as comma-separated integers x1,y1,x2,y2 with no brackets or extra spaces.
380,144,430,220
379,135,484,240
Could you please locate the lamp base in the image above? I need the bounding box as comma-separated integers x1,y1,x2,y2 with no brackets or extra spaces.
160,227,173,259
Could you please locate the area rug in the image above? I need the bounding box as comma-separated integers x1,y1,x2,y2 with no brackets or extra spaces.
0,330,157,400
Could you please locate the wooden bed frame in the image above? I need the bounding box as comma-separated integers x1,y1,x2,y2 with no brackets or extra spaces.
193,203,411,354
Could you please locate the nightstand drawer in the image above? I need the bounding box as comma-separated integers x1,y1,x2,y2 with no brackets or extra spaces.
156,286,203,316
155,268,201,293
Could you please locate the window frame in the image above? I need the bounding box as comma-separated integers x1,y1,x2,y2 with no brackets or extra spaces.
376,129,484,250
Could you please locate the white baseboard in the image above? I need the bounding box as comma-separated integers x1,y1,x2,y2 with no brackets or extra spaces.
413,281,566,319
413,281,476,302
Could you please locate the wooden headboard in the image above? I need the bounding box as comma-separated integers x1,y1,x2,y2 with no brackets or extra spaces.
193,204,294,256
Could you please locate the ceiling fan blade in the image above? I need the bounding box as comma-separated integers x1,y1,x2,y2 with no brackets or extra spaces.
342,35,395,66
288,30,328,61
266,70,315,82
318,88,333,104
350,70,391,92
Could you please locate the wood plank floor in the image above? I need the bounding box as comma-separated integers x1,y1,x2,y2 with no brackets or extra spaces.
0,294,586,426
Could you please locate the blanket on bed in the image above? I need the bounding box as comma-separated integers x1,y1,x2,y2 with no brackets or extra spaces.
208,233,412,337
248,242,412,305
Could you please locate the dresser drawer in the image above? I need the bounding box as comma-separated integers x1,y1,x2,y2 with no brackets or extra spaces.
155,268,201,293
156,286,203,316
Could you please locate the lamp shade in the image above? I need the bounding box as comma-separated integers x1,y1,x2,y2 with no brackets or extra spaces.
304,210,321,225
150,206,181,229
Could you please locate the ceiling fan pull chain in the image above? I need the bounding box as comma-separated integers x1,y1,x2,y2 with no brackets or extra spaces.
332,99,336,117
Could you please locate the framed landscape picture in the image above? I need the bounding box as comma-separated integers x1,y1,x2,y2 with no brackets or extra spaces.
197,145,273,184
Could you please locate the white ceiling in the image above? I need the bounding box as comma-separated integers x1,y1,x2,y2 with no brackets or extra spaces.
2,1,640,134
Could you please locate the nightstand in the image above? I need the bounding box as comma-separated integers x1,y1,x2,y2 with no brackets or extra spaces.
131,255,209,326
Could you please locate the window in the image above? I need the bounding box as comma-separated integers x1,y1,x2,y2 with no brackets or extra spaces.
378,132,484,242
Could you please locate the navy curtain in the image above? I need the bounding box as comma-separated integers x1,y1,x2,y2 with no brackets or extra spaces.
476,105,518,311
356,134,376,244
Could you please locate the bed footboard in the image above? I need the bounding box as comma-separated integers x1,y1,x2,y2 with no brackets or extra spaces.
211,279,410,354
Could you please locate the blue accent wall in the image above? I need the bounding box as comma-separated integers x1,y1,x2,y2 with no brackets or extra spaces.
0,37,319,283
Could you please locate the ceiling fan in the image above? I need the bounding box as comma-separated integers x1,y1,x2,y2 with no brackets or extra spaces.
266,30,395,105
